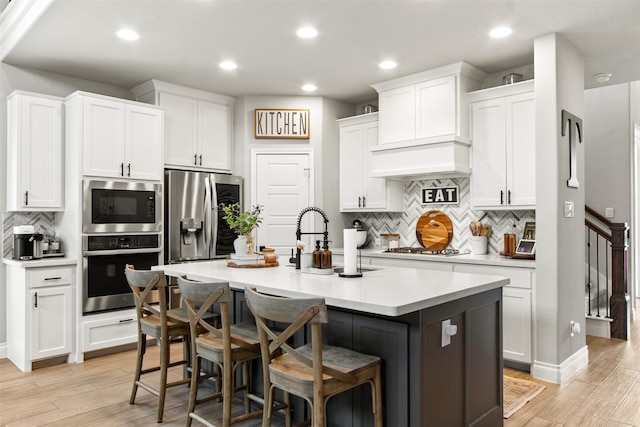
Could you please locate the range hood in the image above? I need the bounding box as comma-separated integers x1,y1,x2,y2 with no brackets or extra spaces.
369,134,471,181
369,61,485,181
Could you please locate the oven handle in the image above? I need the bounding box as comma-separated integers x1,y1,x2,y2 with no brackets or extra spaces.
83,248,162,257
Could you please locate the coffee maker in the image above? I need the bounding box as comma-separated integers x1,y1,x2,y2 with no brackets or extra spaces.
13,225,43,260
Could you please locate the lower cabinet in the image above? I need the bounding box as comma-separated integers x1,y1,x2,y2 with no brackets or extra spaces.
81,309,138,353
6,264,75,372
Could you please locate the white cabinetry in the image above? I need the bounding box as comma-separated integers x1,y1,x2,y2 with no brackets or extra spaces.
131,80,234,172
453,263,534,365
338,114,402,212
468,81,535,210
66,92,164,181
6,263,75,372
377,75,458,145
7,91,64,211
81,309,138,353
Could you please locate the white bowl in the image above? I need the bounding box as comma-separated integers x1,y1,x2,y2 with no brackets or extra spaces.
356,230,367,247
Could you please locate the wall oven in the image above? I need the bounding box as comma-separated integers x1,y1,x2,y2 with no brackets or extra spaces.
83,180,162,233
82,234,161,314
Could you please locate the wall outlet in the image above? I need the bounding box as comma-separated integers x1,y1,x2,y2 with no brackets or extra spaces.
605,207,614,218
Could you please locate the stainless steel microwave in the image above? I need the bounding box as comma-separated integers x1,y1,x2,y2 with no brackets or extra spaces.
83,180,162,233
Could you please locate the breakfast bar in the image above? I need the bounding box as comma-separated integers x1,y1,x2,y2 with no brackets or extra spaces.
155,260,509,426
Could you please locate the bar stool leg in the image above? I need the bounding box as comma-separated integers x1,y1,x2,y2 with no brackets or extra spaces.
157,336,170,422
130,332,146,404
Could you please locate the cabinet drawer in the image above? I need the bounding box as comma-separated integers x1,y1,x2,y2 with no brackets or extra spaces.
82,313,138,352
29,266,74,288
453,264,532,289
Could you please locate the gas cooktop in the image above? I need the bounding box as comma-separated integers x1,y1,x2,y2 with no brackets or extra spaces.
384,247,460,255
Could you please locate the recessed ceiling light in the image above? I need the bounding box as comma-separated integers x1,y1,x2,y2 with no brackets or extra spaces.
489,27,512,38
297,26,318,39
116,29,139,41
595,73,612,83
302,84,317,92
219,61,238,70
379,60,397,70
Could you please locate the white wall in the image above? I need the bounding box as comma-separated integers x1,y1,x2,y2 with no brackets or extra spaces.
533,33,588,383
233,95,353,248
0,62,133,350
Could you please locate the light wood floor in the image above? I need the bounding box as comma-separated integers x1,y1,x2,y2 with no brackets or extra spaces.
1,304,639,427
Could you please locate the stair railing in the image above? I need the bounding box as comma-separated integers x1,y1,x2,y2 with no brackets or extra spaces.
585,206,630,340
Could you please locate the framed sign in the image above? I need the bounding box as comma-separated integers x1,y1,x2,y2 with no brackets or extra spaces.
422,186,459,204
254,108,310,139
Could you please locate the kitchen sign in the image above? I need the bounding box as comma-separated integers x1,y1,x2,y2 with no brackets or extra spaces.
422,186,459,205
254,108,310,139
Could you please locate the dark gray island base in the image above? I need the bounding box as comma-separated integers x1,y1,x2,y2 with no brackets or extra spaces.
157,262,505,426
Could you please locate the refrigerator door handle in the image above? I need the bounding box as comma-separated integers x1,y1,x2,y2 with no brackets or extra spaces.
203,176,212,257
211,175,219,256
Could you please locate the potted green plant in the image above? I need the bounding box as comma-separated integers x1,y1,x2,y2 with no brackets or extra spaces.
222,202,263,255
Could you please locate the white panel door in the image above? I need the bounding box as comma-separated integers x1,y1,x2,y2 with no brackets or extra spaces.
254,153,312,255
158,92,198,167
199,100,232,171
506,92,536,207
415,75,456,138
82,97,125,178
125,104,163,181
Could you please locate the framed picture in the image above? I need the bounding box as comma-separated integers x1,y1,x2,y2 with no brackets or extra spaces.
523,222,536,240
515,239,536,255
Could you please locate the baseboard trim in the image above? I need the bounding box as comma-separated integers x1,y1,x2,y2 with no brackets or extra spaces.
586,315,612,338
0,342,7,359
532,345,589,384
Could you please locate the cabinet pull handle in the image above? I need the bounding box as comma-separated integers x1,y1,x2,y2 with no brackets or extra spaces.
362,196,366,207
358,196,362,207
25,191,29,206
120,163,124,176
44,277,62,281
34,292,38,308
500,190,504,205
127,163,131,177
194,154,198,165
507,190,511,204
199,155,203,166
119,318,134,323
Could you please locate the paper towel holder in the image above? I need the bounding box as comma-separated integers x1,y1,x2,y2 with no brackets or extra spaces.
338,247,363,278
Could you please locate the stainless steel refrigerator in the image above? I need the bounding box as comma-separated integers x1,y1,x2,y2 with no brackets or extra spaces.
165,170,243,264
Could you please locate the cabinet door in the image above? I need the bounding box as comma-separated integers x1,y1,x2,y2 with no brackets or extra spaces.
470,98,507,209
82,97,125,178
198,100,232,171
378,85,415,145
10,95,63,210
158,92,199,167
31,286,72,360
415,75,456,139
502,287,532,363
361,121,388,209
506,93,536,208
125,105,163,180
340,124,365,210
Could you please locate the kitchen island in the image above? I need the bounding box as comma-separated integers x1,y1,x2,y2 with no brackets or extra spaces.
155,260,509,426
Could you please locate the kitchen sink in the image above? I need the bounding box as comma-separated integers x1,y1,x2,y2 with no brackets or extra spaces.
333,266,380,273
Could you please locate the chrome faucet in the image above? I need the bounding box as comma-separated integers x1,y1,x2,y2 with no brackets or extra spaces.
295,207,329,269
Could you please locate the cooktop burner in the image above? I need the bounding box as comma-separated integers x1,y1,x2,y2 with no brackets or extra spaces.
384,247,460,255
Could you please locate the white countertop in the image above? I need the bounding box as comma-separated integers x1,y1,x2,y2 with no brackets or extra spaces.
333,248,536,268
2,257,77,268
154,260,509,317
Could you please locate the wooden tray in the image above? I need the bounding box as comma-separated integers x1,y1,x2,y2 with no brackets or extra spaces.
227,260,279,268
499,252,535,260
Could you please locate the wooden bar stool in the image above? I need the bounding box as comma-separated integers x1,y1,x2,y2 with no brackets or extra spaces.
177,276,269,427
245,286,383,427
125,264,211,423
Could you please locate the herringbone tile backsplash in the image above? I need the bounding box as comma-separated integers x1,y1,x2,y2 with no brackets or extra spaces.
344,177,535,254
2,212,56,258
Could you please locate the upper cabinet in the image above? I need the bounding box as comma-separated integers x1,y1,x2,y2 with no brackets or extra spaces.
7,91,64,211
468,80,535,210
370,62,486,180
65,92,164,181
338,114,403,212
132,80,234,173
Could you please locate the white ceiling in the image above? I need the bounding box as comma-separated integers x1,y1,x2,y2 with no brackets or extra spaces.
2,0,640,104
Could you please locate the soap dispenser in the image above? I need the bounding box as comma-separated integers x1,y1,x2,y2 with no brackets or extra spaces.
313,240,322,268
321,241,332,269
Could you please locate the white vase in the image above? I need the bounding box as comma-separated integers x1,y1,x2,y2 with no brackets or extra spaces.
233,235,249,255
470,235,488,255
